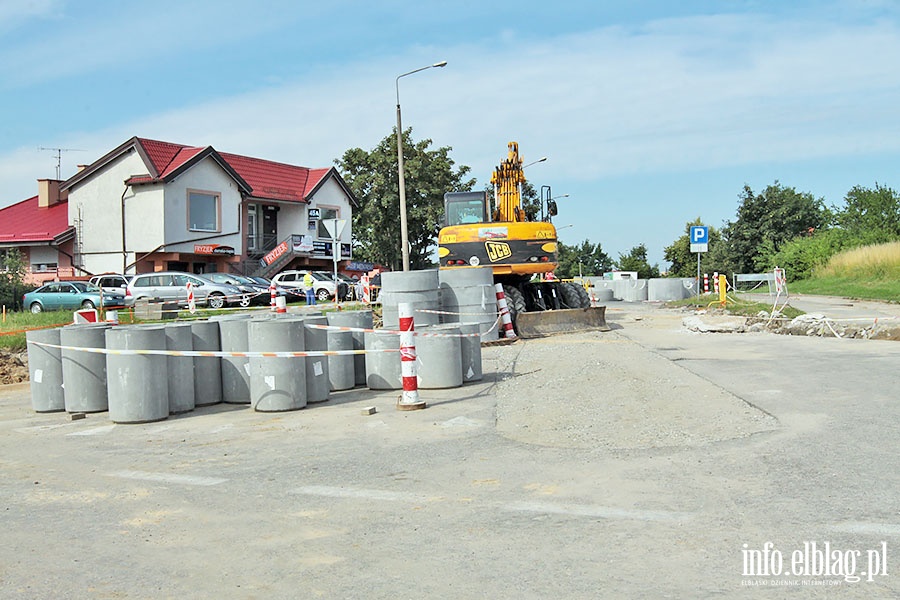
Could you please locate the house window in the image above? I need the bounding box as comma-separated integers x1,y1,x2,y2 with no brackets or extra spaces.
316,207,340,239
247,203,259,251
188,190,221,232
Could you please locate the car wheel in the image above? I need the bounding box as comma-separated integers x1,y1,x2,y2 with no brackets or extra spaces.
316,288,331,303
81,300,96,310
239,294,252,308
207,293,226,309
30,302,43,314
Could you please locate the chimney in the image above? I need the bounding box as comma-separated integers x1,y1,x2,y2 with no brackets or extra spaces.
37,179,67,207
77,164,88,172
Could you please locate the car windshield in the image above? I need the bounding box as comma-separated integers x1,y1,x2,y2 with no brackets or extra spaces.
311,272,332,282
72,281,100,292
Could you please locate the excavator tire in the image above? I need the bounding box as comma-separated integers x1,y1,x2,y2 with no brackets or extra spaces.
575,283,592,308
560,282,583,309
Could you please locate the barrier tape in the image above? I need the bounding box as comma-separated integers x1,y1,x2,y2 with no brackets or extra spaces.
0,322,71,336
305,316,501,339
415,308,500,317
27,340,396,358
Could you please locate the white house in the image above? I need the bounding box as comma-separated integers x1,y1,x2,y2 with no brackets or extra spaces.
54,136,357,277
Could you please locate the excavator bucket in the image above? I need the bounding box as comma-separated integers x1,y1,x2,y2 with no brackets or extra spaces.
514,306,610,339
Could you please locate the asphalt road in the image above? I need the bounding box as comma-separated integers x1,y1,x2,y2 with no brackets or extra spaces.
1,304,898,599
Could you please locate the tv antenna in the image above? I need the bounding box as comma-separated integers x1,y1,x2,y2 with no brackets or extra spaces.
39,146,84,179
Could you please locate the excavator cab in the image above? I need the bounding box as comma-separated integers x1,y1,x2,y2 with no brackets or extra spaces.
444,191,489,227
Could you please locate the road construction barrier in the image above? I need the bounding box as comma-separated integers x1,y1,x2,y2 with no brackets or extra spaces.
494,284,517,339
398,302,422,406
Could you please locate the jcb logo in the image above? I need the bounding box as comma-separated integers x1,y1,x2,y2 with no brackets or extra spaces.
485,241,512,262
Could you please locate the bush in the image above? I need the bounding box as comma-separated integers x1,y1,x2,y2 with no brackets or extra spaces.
763,229,862,281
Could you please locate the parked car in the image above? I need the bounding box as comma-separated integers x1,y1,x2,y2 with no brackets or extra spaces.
203,273,259,307
313,271,355,301
241,276,290,305
23,281,125,313
89,273,133,296
272,270,343,302
124,272,243,309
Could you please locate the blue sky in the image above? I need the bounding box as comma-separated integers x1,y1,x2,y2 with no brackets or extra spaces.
3,0,900,268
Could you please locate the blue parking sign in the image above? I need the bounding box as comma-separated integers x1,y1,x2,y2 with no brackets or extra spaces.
690,226,709,244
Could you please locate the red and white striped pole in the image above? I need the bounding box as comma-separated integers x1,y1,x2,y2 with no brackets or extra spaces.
703,273,709,294
494,283,517,339
713,271,719,294
187,282,196,314
397,302,426,410
269,281,277,311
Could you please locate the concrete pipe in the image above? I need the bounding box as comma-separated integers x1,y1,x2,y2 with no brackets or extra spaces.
60,324,111,413
380,269,441,329
326,310,373,386
26,327,65,412
439,267,499,341
301,315,330,404
326,329,355,391
648,278,693,302
164,323,195,414
364,330,401,390
457,322,483,383
248,318,306,412
190,320,223,406
415,324,463,389
213,315,252,404
106,326,169,423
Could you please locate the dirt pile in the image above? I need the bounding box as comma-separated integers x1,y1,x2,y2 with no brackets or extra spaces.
0,351,28,385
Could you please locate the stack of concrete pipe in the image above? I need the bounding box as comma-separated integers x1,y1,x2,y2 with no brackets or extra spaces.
379,270,441,329
438,267,499,341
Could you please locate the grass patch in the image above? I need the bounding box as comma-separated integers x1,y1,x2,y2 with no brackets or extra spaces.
0,310,75,352
789,241,900,302
664,295,804,319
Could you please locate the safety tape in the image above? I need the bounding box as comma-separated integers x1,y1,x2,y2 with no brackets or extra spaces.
27,340,395,358
0,322,72,336
306,315,502,339
415,308,501,317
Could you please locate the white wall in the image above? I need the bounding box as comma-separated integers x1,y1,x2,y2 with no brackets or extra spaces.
163,157,243,254
306,176,354,247
68,149,157,274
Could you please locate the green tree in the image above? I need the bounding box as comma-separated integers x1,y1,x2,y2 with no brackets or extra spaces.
336,128,475,270
556,240,613,278
616,243,660,279
0,249,28,310
835,183,900,242
663,218,723,277
718,182,830,274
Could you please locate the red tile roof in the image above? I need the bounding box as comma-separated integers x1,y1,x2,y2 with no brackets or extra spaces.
130,137,332,203
0,196,71,242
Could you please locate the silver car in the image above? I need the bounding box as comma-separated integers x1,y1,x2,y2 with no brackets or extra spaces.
125,271,243,309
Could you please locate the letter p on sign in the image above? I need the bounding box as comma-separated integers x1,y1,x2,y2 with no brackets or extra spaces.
690,226,709,253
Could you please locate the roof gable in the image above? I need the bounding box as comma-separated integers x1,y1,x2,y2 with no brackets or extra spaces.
63,136,347,205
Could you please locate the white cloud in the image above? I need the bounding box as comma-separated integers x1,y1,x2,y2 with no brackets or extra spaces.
3,12,900,211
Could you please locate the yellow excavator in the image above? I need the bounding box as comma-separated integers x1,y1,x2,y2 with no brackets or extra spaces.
437,142,608,337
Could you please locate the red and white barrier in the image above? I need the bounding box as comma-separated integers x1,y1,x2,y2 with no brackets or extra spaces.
397,302,426,410
713,271,719,294
270,281,277,311
703,273,709,294
494,283,517,339
187,282,196,314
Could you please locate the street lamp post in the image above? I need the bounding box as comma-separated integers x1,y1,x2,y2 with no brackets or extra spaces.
396,60,447,271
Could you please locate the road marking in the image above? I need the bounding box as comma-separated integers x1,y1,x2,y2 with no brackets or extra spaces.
107,470,227,486
292,485,693,522
831,522,900,536
503,500,693,522
293,485,433,503
67,425,117,436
